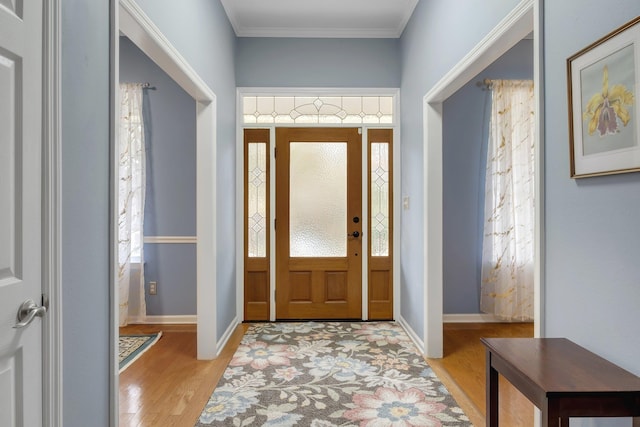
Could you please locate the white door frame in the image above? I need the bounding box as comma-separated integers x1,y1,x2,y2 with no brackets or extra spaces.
235,88,401,322
422,0,544,357
43,0,63,425
110,0,218,421
116,0,217,356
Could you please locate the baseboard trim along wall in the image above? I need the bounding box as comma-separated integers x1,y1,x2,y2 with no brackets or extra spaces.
443,313,506,323
128,315,197,324
126,315,240,358
397,316,425,355
143,236,197,244
216,316,240,357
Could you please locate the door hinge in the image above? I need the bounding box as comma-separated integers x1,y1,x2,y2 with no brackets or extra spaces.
274,147,277,158
274,218,277,230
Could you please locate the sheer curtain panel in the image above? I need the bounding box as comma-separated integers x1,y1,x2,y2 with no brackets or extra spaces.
118,83,147,326
481,80,535,321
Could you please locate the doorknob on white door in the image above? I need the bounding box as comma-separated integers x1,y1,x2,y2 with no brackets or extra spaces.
13,299,47,329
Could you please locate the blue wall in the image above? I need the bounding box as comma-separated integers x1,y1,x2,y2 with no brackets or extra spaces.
399,0,522,338
119,36,197,316
143,244,197,315
545,1,640,426
442,39,533,314
236,37,400,87
61,0,110,424
134,0,238,338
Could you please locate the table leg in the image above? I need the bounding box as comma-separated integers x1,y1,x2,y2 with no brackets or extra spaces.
542,399,561,427
486,349,499,427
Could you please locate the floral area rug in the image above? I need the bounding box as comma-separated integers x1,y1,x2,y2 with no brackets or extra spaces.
195,322,472,426
118,332,162,373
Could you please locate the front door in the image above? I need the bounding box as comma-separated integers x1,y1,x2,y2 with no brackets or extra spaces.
275,128,362,319
0,1,45,425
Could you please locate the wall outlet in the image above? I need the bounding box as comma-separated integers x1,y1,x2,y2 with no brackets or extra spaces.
149,281,157,295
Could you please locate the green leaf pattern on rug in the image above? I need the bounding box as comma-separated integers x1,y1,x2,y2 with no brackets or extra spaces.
196,322,472,426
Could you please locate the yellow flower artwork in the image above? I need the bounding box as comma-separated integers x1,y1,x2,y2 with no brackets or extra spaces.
583,65,634,137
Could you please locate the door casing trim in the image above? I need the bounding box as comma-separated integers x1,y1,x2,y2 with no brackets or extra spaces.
43,0,63,425
111,0,219,423
236,88,401,322
421,0,543,358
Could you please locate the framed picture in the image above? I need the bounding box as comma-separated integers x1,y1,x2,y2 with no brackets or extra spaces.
567,16,640,178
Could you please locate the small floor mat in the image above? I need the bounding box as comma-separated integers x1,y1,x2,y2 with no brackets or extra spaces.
119,332,162,373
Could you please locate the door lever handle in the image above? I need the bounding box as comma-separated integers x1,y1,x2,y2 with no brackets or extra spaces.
348,231,360,238
13,299,47,329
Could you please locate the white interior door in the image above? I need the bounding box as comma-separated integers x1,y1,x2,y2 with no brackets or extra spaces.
0,1,45,425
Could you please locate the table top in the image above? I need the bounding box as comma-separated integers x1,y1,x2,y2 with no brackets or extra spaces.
481,337,640,394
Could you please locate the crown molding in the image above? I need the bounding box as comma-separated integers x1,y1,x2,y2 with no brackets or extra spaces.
236,27,403,39
221,0,418,39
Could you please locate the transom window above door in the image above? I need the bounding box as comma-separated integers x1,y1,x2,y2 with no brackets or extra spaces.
242,95,394,124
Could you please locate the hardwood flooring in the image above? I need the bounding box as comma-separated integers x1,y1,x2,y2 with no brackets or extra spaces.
119,322,533,427
119,323,248,427
428,322,535,426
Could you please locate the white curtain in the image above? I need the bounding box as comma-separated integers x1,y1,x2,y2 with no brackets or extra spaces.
118,83,147,326
481,80,535,321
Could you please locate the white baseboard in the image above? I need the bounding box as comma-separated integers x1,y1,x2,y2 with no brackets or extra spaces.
128,315,197,324
216,316,240,357
143,236,197,244
443,313,506,323
126,315,240,358
397,315,425,355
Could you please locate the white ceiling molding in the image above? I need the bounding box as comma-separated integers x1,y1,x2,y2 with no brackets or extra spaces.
220,0,419,38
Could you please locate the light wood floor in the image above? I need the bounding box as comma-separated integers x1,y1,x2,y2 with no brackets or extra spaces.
119,323,248,427
428,322,535,426
119,322,533,427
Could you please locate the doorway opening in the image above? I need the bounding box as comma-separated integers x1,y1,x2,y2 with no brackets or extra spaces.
112,0,218,424
236,90,400,322
422,0,543,358
116,0,217,359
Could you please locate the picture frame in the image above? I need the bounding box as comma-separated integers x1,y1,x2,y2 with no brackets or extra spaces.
567,16,640,178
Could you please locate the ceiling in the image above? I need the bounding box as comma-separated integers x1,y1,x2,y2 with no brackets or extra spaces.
220,0,420,38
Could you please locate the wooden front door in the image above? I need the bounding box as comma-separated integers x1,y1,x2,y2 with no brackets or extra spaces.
275,128,362,319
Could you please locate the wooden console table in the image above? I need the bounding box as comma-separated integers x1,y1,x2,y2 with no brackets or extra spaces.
481,338,640,427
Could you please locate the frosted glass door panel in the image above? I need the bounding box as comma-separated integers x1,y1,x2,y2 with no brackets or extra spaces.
290,142,347,257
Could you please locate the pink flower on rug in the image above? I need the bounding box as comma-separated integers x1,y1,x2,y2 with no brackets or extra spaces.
354,324,409,345
273,366,303,381
344,387,447,427
229,341,294,370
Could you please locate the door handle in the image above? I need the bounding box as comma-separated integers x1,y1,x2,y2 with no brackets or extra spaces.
348,231,360,238
13,299,47,329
